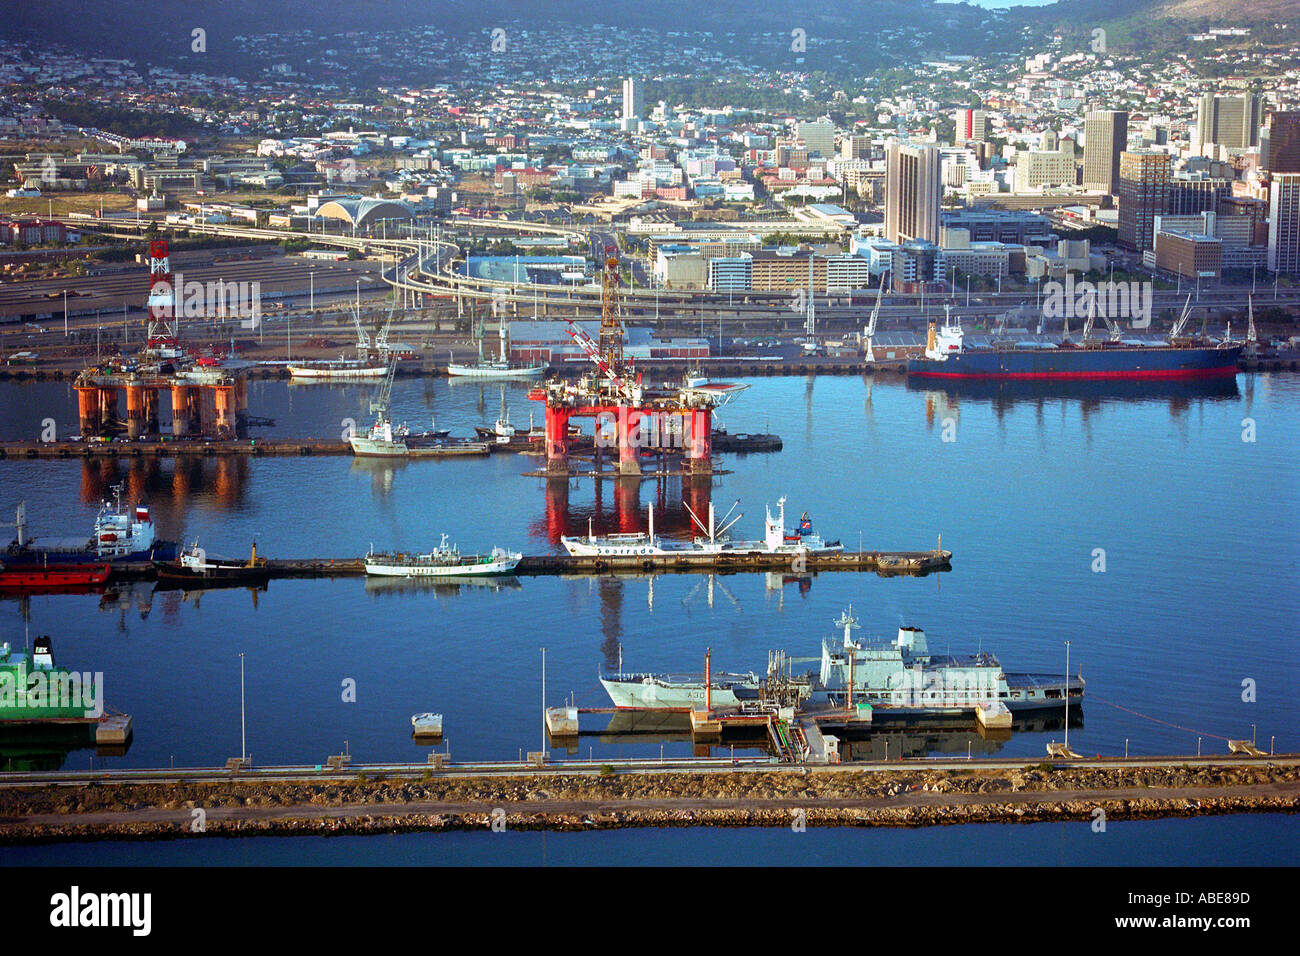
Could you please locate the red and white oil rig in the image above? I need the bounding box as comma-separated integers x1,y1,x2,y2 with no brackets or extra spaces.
74,239,251,439
529,252,745,477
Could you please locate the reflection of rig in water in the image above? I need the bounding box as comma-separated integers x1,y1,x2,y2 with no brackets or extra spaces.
73,241,253,440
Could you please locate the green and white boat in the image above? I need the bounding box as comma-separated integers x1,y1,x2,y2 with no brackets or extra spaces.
365,535,522,578
0,636,101,722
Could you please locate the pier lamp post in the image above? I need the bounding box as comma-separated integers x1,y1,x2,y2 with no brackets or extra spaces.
1063,641,1071,753
1197,736,1202,757
310,270,315,312
239,652,247,767
1124,739,1128,758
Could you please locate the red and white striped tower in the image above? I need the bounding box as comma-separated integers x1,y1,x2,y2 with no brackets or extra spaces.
145,239,179,354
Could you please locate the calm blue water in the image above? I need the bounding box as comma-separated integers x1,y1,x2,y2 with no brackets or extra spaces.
6,814,1296,867
0,373,1296,775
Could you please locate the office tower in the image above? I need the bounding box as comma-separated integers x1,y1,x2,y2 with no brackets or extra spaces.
796,119,836,158
954,109,988,145
1269,173,1300,274
1194,92,1261,155
621,77,643,128
1117,150,1171,252
1167,174,1232,215
1083,110,1128,195
841,135,872,160
1261,111,1300,174
885,140,941,244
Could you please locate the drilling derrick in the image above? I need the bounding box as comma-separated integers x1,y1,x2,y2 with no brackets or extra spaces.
598,252,625,376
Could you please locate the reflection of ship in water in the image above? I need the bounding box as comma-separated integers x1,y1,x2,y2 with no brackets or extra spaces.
362,574,522,598
0,726,124,772
908,374,1240,405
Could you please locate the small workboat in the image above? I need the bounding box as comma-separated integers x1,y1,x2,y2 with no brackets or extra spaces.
411,712,443,737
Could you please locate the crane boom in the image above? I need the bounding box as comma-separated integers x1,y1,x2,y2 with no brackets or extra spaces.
863,272,886,361
1170,293,1194,339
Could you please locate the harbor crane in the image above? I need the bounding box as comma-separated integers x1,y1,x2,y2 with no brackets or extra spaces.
1169,294,1195,340
862,272,886,362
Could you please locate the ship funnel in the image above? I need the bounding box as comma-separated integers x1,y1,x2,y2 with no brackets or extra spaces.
32,635,53,668
896,626,927,656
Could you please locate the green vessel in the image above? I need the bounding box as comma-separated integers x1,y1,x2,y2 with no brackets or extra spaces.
0,636,101,721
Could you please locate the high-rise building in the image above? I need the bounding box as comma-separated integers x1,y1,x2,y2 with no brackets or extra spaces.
1083,110,1128,195
1261,111,1300,174
1117,150,1171,252
1194,93,1261,156
1016,150,1077,191
796,120,836,159
840,135,873,160
953,109,988,145
1269,173,1300,274
621,77,643,129
1167,174,1232,215
885,140,941,245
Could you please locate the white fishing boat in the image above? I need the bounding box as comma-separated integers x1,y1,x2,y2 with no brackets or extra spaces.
288,359,388,381
365,534,522,577
560,496,842,558
447,317,543,378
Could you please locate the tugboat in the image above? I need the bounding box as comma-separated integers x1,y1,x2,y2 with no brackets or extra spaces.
365,535,522,577
560,496,841,558
3,487,176,571
154,540,272,588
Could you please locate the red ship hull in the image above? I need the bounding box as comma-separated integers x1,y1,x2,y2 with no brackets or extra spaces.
0,564,112,589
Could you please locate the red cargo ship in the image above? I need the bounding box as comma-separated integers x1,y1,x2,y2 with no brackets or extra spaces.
0,563,112,590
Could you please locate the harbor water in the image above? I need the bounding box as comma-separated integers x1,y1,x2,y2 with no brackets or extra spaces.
0,373,1296,772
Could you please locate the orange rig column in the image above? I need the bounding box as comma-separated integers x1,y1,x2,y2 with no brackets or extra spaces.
213,385,235,438
171,385,191,437
76,386,101,436
124,384,145,440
